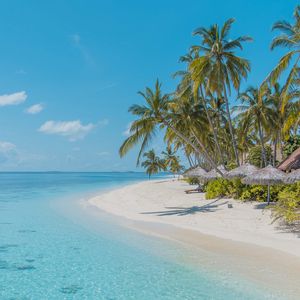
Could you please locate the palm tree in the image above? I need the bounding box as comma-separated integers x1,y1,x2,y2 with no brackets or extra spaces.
174,53,224,164
162,146,184,177
119,80,169,165
119,80,223,174
169,159,184,178
162,146,177,167
266,5,300,110
235,103,257,164
269,83,300,164
166,93,222,172
141,150,165,179
190,18,252,166
235,86,275,167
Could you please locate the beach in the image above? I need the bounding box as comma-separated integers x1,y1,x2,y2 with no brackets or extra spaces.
89,178,300,256
89,178,300,297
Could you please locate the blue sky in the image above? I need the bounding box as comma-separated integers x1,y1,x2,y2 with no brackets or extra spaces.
0,0,298,171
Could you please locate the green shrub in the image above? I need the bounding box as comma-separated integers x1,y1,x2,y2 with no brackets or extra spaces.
204,177,286,203
240,185,283,202
230,178,246,199
226,161,238,171
273,182,300,224
184,177,200,185
205,178,234,199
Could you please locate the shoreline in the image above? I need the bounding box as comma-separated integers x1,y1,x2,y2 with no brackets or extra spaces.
88,178,300,257
87,178,300,297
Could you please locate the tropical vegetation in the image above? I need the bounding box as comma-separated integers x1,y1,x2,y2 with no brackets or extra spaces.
120,6,300,224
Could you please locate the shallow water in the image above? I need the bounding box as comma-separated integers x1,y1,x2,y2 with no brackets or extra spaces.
0,172,279,299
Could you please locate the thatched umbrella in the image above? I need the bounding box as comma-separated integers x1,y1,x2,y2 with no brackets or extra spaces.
242,165,287,204
202,165,227,182
285,169,300,184
183,166,207,178
226,163,259,179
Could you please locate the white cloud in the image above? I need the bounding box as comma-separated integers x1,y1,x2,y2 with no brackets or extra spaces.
38,120,95,141
0,141,16,153
26,103,44,114
123,122,133,136
70,33,94,66
0,91,27,106
0,141,17,164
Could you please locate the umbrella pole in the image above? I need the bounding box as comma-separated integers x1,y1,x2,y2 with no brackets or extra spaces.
267,184,270,205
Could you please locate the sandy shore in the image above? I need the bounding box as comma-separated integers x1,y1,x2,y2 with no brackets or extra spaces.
88,179,300,297
89,178,300,257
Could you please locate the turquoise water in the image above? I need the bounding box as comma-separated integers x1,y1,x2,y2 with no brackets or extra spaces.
0,172,277,299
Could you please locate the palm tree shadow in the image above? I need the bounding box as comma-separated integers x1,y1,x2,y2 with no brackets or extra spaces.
275,222,300,238
141,199,228,216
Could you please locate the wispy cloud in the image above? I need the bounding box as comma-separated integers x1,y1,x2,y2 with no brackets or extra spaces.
25,103,44,114
71,33,81,45
98,119,109,127
16,69,27,75
39,120,95,141
0,141,17,164
96,151,110,157
0,91,27,107
123,122,133,136
70,33,94,66
0,141,16,152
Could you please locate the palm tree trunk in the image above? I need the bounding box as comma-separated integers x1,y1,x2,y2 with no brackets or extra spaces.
186,153,194,167
162,120,223,176
190,128,224,176
222,85,240,166
257,120,267,166
273,135,277,166
199,86,225,165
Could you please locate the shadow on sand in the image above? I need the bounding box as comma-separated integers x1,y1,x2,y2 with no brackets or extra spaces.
275,222,300,238
141,199,228,216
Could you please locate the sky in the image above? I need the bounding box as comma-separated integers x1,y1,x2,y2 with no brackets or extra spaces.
0,0,298,171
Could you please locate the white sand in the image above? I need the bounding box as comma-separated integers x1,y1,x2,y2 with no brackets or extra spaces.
87,179,300,298
89,179,300,257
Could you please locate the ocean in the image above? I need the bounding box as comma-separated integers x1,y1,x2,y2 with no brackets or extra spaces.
0,172,277,299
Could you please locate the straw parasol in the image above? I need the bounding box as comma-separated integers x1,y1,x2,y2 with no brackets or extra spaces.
226,163,259,179
285,169,300,184
183,166,207,178
202,165,227,181
242,165,287,204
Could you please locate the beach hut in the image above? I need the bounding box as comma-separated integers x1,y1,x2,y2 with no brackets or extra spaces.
242,165,287,204
225,163,259,179
278,147,300,172
202,165,227,181
285,169,300,184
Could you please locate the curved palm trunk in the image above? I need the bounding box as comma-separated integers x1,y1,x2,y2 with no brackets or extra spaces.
186,153,194,167
190,128,224,176
222,85,240,166
273,134,278,166
162,120,223,176
257,120,267,166
199,86,225,165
